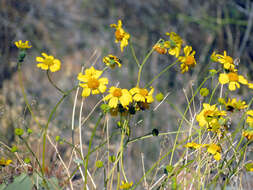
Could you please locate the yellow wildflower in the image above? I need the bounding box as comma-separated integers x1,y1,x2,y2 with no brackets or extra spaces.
110,20,130,52
207,144,221,161
77,67,108,97
242,129,253,141
153,42,167,54
196,103,226,132
130,86,154,103
219,72,248,91
0,158,12,166
36,53,61,72
216,51,235,71
218,98,248,112
120,181,133,189
178,46,197,73
166,32,183,57
103,54,122,69
104,87,132,108
14,40,32,49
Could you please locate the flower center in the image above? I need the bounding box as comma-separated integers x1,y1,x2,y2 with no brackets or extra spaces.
225,56,233,64
113,89,122,97
115,29,124,41
87,78,99,89
139,89,148,96
228,72,238,82
185,56,195,66
44,58,54,66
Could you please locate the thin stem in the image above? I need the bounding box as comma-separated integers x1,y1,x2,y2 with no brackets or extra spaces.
130,41,140,67
145,60,178,88
136,39,162,87
47,70,65,94
84,114,104,189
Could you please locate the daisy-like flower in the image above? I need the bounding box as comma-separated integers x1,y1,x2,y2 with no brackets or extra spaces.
178,46,197,73
104,86,132,108
218,98,248,112
242,129,253,141
110,20,130,52
218,72,248,91
120,181,133,189
77,67,108,97
216,51,235,71
103,54,122,69
166,32,183,58
196,103,226,132
246,110,253,127
0,157,12,166
130,86,154,103
14,40,32,49
36,53,61,72
207,144,221,161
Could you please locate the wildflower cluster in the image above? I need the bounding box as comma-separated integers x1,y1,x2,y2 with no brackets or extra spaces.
11,16,253,190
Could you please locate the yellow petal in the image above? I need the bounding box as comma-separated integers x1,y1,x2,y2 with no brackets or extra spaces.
238,75,248,84
228,82,237,91
109,97,118,108
49,59,61,72
36,57,44,62
82,88,91,97
37,63,48,70
219,73,229,84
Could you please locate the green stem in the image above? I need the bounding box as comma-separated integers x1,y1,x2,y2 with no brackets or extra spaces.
18,63,42,129
169,74,213,166
136,39,162,87
145,60,178,88
42,87,77,172
84,114,104,189
129,41,140,67
47,70,65,94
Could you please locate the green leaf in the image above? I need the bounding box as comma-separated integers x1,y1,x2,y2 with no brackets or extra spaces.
4,173,32,190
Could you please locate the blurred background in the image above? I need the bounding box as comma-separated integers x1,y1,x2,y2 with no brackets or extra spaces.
0,0,253,188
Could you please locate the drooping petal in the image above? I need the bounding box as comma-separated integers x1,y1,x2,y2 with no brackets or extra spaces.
238,75,248,84
82,88,91,97
228,82,237,91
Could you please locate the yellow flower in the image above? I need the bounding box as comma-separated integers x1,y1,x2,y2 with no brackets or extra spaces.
153,42,167,54
185,142,202,149
246,110,253,127
218,98,248,112
218,72,248,91
0,158,12,166
77,67,108,97
104,87,132,108
207,144,221,161
130,87,154,103
120,181,133,189
242,129,253,141
110,20,130,52
178,46,197,73
36,53,61,72
14,40,32,49
196,103,226,132
166,32,183,57
216,51,235,71
103,54,122,69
